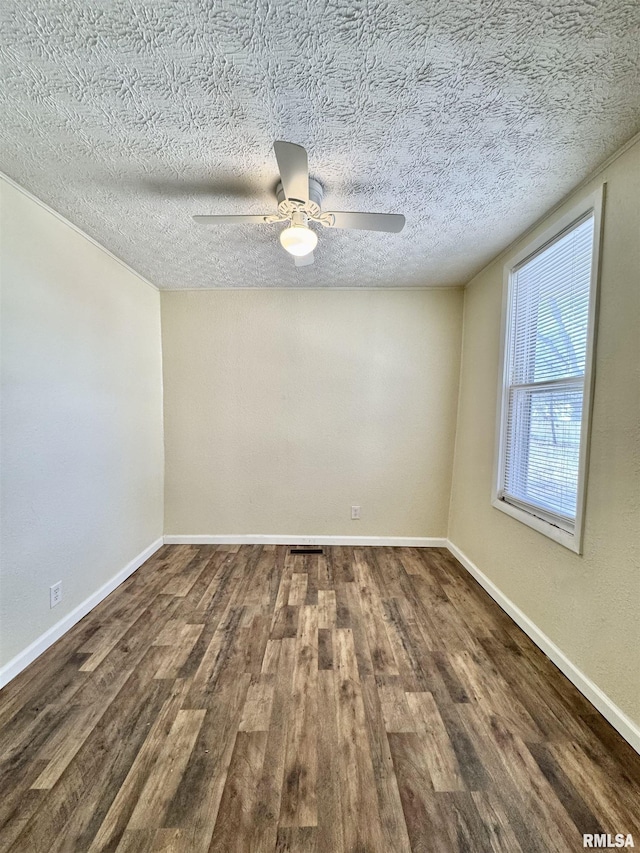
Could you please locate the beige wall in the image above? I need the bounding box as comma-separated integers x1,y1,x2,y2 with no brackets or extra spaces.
0,178,164,669
162,288,463,538
448,141,640,725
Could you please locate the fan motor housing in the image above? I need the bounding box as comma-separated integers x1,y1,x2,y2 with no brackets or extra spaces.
276,178,323,218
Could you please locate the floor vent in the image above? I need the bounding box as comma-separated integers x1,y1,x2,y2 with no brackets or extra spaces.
290,547,324,555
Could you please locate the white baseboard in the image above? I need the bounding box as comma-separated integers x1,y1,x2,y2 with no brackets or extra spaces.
0,537,164,689
446,540,640,755
163,534,448,548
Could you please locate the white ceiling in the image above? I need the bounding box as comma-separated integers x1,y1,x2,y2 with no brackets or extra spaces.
1,1,639,289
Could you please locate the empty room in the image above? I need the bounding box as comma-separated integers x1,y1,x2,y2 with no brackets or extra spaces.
0,1,639,851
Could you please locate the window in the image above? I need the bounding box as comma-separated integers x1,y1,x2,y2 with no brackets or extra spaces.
493,188,603,552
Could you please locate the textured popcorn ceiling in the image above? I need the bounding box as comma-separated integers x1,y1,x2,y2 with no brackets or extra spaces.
1,1,639,289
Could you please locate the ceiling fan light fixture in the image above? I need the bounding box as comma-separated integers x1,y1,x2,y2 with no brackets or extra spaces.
279,223,318,257
193,142,405,267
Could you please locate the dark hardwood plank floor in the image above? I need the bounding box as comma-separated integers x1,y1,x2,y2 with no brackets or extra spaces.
0,545,638,852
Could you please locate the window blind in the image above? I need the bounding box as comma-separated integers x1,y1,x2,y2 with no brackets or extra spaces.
500,214,595,529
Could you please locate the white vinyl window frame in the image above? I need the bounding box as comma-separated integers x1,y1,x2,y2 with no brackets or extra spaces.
492,186,604,554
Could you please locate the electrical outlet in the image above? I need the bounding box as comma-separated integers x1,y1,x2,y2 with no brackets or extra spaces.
50,581,62,608
351,505,361,520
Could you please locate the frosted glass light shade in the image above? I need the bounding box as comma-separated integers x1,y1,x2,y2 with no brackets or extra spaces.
279,224,318,257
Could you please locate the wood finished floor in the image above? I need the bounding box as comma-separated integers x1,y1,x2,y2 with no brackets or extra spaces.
1,545,639,853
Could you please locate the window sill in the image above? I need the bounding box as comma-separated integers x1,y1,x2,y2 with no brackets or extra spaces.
491,496,582,554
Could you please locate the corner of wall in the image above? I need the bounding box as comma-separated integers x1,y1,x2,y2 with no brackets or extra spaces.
157,289,167,540
445,279,468,541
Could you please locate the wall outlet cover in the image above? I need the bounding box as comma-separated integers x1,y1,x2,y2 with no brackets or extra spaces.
50,582,62,608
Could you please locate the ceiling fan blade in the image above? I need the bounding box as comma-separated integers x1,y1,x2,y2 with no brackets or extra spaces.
294,252,314,267
325,211,405,233
274,141,309,203
193,215,273,225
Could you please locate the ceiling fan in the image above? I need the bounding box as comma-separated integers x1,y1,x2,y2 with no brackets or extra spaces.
193,141,405,267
